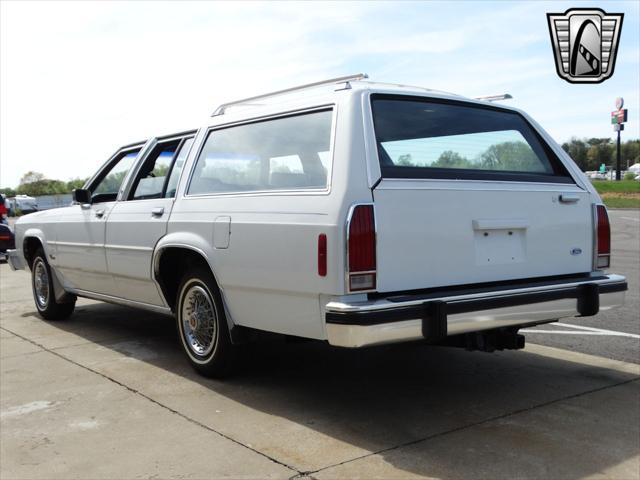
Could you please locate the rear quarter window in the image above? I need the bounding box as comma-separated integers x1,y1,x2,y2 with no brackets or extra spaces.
188,109,333,195
371,95,573,183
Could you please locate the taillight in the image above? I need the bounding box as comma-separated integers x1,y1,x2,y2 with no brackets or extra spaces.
318,234,327,277
347,204,376,291
595,204,610,269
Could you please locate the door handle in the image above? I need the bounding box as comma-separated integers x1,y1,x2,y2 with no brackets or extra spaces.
95,209,105,218
559,194,580,204
151,207,165,217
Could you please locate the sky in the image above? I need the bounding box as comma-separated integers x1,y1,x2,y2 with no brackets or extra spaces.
1,0,638,188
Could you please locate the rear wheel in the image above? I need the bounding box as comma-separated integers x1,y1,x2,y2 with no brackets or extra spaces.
176,266,237,378
31,248,75,320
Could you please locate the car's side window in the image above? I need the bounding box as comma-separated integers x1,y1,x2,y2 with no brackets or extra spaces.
92,149,141,203
128,136,194,201
188,109,333,195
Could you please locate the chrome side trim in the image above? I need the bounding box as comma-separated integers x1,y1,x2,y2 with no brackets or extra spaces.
68,288,172,315
103,244,153,252
48,241,104,249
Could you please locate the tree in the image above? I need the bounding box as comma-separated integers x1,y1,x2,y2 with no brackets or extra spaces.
433,151,472,169
19,171,45,185
66,178,88,191
396,154,414,166
17,179,68,196
561,137,589,170
0,187,17,197
480,141,542,172
585,138,612,171
621,140,640,168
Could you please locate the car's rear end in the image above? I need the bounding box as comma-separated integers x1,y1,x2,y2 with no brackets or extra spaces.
326,86,627,348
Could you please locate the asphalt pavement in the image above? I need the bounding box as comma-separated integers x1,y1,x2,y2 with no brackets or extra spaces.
0,210,638,479
527,209,640,364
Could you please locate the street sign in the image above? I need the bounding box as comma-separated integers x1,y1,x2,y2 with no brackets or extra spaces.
611,109,628,124
614,123,625,132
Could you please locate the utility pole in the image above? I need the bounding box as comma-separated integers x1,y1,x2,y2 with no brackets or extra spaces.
611,97,627,181
616,129,621,180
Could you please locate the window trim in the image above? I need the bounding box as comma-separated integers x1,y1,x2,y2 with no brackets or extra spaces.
370,94,574,184
184,105,337,198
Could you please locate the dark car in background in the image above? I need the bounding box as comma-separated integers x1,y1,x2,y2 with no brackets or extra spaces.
0,224,16,261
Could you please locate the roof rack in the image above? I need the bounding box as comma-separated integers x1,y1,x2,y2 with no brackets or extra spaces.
474,93,513,102
211,73,368,116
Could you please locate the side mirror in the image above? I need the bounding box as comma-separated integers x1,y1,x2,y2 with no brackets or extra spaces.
72,188,92,205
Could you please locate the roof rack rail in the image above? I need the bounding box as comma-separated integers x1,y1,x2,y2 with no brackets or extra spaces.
211,73,368,116
474,93,513,102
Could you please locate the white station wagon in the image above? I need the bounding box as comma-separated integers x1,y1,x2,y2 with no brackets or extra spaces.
8,74,628,377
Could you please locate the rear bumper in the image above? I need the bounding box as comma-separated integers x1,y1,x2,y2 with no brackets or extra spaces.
6,249,26,271
325,274,627,348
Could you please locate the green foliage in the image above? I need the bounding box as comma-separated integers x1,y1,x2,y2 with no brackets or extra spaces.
479,141,544,172
433,151,473,169
591,180,640,193
601,197,640,209
13,171,89,196
396,154,415,166
0,187,17,197
624,172,637,181
561,138,640,172
94,171,128,194
66,178,87,191
19,171,45,185
17,179,68,196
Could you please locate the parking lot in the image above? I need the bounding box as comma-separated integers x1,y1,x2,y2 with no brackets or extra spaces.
1,211,638,479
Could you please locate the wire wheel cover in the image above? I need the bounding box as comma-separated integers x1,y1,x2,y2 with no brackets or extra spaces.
181,284,217,357
33,259,50,309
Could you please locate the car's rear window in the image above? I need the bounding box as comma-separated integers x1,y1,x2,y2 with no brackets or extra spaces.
371,95,572,183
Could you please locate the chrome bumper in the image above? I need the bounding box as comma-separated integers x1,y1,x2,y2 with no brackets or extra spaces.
325,274,627,348
6,249,26,271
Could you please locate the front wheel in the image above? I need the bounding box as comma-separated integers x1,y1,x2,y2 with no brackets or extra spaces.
31,248,75,320
176,266,237,378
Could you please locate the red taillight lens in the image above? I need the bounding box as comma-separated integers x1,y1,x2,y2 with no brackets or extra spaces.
348,205,376,291
318,233,327,277
596,205,610,269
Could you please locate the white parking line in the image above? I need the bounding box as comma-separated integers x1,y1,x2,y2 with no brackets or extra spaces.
520,330,637,337
521,322,640,339
620,216,639,222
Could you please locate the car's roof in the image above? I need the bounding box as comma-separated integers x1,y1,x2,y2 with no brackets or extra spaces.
202,79,519,129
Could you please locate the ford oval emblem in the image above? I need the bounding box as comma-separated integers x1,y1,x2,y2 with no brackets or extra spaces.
571,248,582,256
